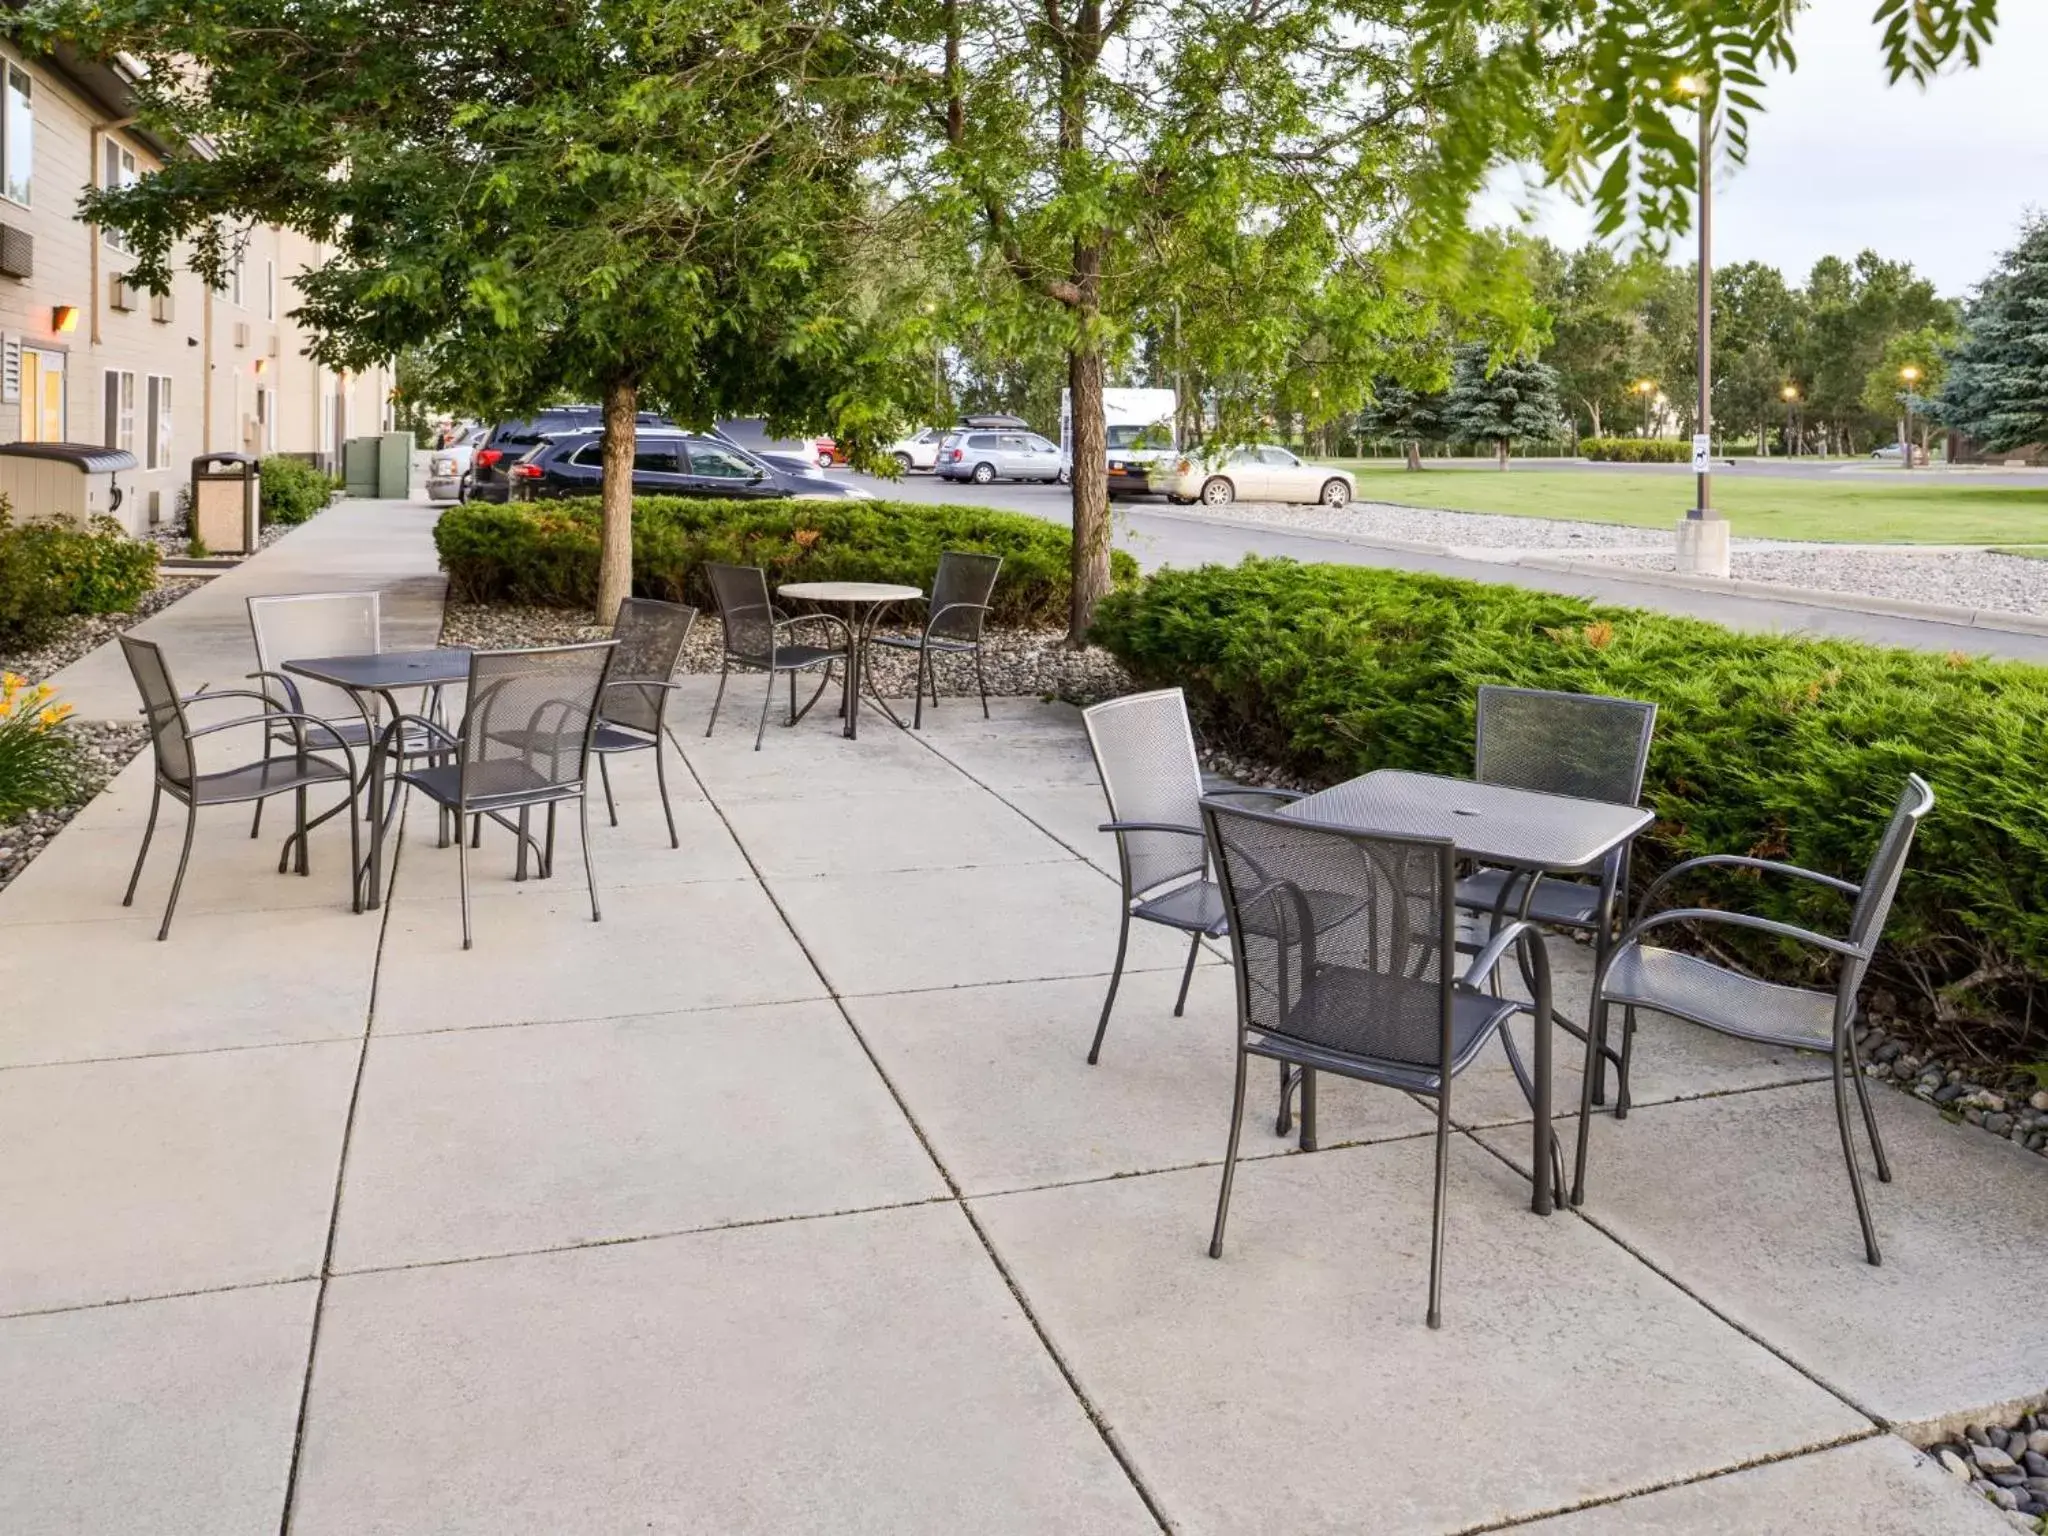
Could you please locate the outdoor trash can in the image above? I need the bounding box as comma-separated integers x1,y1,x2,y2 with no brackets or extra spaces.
191,452,261,554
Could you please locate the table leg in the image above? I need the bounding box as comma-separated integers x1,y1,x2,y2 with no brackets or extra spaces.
1531,946,1555,1216
845,617,862,740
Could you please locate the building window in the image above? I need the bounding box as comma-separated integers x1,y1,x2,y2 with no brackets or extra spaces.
230,253,243,307
101,139,136,253
102,368,135,452
146,374,172,469
256,385,275,452
3,65,31,207
264,259,275,320
20,348,64,442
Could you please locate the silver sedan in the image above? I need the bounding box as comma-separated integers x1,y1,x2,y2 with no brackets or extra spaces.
1152,445,1355,508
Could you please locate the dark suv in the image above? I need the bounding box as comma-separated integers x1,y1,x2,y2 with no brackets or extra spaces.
469,407,673,502
509,429,874,502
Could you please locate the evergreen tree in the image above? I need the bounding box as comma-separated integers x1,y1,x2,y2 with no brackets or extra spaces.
1441,345,1563,469
1937,217,2048,455
1358,380,1447,470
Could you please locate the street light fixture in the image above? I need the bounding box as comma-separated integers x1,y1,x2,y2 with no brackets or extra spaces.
1781,384,1798,457
1634,378,1656,437
1899,365,1921,470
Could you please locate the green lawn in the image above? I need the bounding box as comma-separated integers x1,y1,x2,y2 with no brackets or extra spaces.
1331,465,2048,544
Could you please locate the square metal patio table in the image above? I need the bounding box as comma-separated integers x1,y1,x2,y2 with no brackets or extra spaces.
1282,769,1654,1216
284,648,473,908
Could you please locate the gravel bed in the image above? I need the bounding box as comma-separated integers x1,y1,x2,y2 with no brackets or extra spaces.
0,719,148,894
1928,1412,2048,1531
1202,498,1670,551
1854,1020,2048,1161
0,576,207,685
1598,546,2048,616
437,602,1134,705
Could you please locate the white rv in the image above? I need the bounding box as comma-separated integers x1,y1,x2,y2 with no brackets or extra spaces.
1059,387,1179,498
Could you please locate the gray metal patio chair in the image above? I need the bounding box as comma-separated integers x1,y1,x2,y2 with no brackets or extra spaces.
1080,687,1301,1065
1202,799,1555,1329
245,591,445,854
1570,773,1935,1266
701,562,850,750
120,634,361,941
591,597,698,847
1456,684,1658,1111
869,550,1002,729
370,641,617,949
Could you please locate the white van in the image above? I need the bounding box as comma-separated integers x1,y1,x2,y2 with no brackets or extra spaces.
1059,387,1179,498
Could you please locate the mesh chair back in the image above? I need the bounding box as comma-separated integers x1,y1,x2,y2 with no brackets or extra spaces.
247,592,381,722
120,634,195,789
928,551,1002,643
1083,688,1206,897
1844,774,1935,975
1205,801,1457,1072
1475,685,1657,805
602,598,697,734
705,563,775,662
460,642,615,804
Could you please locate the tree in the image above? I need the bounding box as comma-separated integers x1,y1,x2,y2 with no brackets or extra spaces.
1936,216,2048,455
874,0,1543,639
1529,242,1660,440
20,0,918,621
1796,253,1952,455
1441,345,1563,469
1358,379,1448,470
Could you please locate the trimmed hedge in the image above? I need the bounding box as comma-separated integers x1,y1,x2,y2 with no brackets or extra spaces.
1582,437,1691,463
259,455,340,526
434,496,1139,628
1090,556,2048,1052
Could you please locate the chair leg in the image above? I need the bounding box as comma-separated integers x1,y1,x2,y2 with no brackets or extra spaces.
792,667,801,724
1426,1086,1453,1329
1086,907,1132,1065
912,647,927,730
294,787,310,876
598,752,617,827
654,735,678,849
1614,1005,1638,1119
471,813,483,848
705,660,730,738
1845,1020,1893,1182
1571,996,1609,1207
1173,932,1201,1016
974,643,990,720
457,816,473,950
1833,1048,1883,1265
579,792,602,924
544,802,558,877
346,782,364,913
1276,1061,1297,1137
1299,1066,1318,1152
754,671,776,751
157,801,199,942
1208,1045,1252,1259
250,736,271,838
515,806,531,882
123,784,163,907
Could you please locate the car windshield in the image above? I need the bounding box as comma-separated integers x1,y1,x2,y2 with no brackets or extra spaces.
687,441,762,479
1107,422,1172,450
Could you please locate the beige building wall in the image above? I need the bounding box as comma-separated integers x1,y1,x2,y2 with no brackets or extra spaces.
0,43,394,534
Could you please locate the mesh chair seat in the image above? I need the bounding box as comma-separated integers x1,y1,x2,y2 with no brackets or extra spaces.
590,721,657,753
270,715,440,756
185,754,352,806
871,632,977,654
1456,867,1605,931
398,760,581,811
727,642,841,671
1251,966,1519,1093
1133,879,1228,935
1602,941,1835,1051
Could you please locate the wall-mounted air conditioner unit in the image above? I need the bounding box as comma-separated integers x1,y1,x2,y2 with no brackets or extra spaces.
0,224,30,280
151,291,175,324
109,274,138,311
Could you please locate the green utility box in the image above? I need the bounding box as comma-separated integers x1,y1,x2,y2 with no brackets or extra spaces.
378,431,414,499
342,436,381,497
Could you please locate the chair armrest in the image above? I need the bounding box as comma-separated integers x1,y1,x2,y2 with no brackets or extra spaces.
374,711,459,758
1459,919,1549,991
185,711,360,779
1641,854,1860,911
1099,820,1204,838
173,687,278,712
1204,783,1304,805
924,600,991,636
774,612,852,649
600,678,691,696
1617,906,1865,960
245,670,305,713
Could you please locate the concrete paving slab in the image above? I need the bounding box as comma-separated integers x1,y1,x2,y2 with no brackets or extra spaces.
688,706,971,802
0,1281,314,1536
291,1204,1156,1535
0,1042,356,1313
848,966,1434,1195
333,1000,945,1271
973,1139,1870,1535
1491,1083,2048,1429
374,874,825,1032
1502,1434,2016,1534
916,723,1104,791
0,904,377,1068
766,858,1192,996
1001,784,1120,874
719,786,1072,879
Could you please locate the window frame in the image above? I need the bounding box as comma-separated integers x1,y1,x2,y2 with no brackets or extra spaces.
2,62,32,209
101,138,137,254
145,373,172,469
102,367,136,453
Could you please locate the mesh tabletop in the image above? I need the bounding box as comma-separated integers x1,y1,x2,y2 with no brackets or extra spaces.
284,649,473,690
776,582,922,603
1283,769,1650,871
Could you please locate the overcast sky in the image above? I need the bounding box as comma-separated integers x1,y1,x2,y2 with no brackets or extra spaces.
1483,0,2048,298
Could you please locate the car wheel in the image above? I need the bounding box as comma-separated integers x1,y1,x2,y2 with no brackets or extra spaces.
1319,479,1351,508
893,452,913,471
971,461,997,484
1200,477,1235,506
817,449,835,468
1057,466,1072,485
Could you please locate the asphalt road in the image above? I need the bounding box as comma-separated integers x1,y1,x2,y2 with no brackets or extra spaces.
847,468,2048,665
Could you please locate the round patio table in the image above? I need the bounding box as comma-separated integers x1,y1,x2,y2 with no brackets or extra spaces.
776,582,922,740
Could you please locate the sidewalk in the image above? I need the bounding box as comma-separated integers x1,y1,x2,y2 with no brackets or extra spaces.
1,515,2041,1534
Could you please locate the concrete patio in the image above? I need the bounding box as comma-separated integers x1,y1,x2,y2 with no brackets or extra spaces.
1,501,2041,1534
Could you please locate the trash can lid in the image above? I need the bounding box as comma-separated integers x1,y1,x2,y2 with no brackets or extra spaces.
0,441,139,472
190,451,260,473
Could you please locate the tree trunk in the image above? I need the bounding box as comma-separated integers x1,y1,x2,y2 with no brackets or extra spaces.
1496,437,1509,471
1587,401,1603,439
1404,438,1421,471
1067,339,1111,644
597,376,638,624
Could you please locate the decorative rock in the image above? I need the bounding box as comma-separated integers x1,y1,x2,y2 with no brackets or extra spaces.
2025,1451,2048,1477
1976,1445,2022,1477
1987,1113,2016,1135
1942,1448,1975,1480
2030,1431,2048,1455
2031,1091,2048,1113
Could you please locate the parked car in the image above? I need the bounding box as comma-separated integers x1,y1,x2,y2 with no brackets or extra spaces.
714,418,825,470
1105,422,1178,501
814,437,842,467
1152,445,1355,507
471,407,674,502
1870,443,1931,465
508,429,875,502
936,429,1065,484
426,424,487,503
888,427,946,472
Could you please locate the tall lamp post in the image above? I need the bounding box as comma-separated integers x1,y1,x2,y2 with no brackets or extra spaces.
1635,378,1656,437
1899,364,1921,469
1675,72,1728,576
1782,384,1798,457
